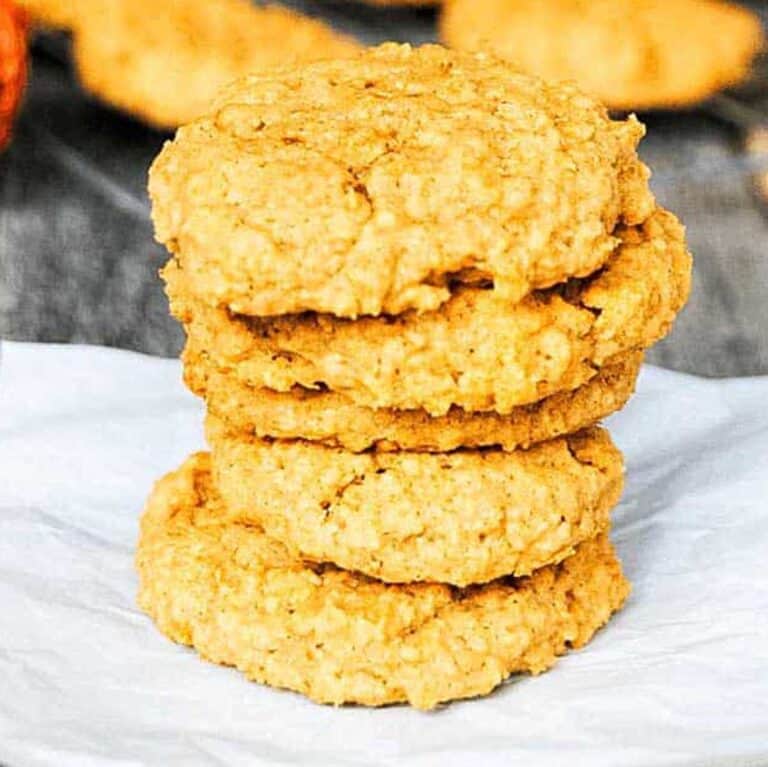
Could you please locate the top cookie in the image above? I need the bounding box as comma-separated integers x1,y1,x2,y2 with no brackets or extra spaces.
440,0,764,111
149,43,655,318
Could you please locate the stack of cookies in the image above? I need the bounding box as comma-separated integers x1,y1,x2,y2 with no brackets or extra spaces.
138,44,692,709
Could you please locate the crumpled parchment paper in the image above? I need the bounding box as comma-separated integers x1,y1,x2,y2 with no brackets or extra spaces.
1,341,766,767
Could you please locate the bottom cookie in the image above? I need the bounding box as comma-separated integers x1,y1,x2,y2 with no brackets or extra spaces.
136,453,630,709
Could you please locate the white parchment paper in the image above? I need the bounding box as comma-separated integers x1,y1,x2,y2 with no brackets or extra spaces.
1,341,766,767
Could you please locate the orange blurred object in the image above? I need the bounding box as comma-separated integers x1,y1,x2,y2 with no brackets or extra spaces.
0,0,26,151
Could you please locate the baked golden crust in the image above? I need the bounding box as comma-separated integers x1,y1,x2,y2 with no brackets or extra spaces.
166,208,690,416
186,344,642,451
149,42,655,317
72,0,360,129
136,453,630,708
440,0,764,110
207,421,623,586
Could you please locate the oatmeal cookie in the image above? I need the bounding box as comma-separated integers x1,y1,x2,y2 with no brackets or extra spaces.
73,0,360,129
149,43,655,316
440,0,764,110
136,453,630,708
186,343,642,451
207,421,623,586
166,208,690,416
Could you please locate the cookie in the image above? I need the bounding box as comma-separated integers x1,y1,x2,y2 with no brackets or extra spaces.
186,343,642,452
149,43,655,317
166,208,690,416
206,420,623,586
72,0,361,129
440,0,764,110
136,453,630,708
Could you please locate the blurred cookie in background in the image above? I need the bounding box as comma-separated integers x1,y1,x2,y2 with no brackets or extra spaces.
440,0,764,110
23,0,361,129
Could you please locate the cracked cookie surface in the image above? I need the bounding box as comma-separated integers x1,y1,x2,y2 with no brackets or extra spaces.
73,0,360,129
206,421,623,586
136,453,630,708
440,0,764,110
150,43,655,317
186,345,642,451
167,208,690,416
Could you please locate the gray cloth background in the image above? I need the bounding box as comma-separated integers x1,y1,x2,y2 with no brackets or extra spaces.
2,1,767,376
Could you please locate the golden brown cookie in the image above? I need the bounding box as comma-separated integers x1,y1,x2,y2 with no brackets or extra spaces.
136,453,630,708
167,208,690,416
206,420,623,586
72,0,360,129
149,43,655,317
186,343,643,451
440,0,764,110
